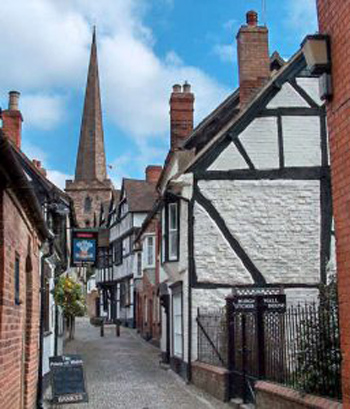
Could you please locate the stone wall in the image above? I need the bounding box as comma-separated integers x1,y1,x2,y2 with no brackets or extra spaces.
0,190,41,409
65,179,112,228
195,179,321,285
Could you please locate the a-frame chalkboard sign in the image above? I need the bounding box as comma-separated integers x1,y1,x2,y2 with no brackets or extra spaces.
50,355,88,405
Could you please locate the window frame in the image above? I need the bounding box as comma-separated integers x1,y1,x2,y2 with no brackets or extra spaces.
143,234,156,269
161,200,180,263
171,284,183,359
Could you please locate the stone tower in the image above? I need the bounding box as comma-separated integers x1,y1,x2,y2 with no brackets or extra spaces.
66,28,112,227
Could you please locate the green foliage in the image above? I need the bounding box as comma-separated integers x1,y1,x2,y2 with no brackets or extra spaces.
53,275,86,318
295,275,341,398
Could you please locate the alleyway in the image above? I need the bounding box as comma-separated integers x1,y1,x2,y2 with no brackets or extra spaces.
51,318,231,409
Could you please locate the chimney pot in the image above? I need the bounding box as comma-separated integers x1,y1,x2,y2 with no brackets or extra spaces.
172,84,182,93
8,91,20,111
246,10,258,26
183,82,191,93
169,84,194,149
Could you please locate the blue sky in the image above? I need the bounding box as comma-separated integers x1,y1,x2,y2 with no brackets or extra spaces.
0,0,318,188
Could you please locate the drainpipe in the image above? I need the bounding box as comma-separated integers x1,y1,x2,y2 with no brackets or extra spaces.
37,238,54,409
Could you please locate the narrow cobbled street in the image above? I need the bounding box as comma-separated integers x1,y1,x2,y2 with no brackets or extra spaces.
53,318,231,409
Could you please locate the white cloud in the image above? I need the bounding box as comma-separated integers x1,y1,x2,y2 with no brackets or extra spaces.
21,94,66,130
284,0,318,39
22,140,48,163
46,170,73,190
213,44,236,63
0,0,229,174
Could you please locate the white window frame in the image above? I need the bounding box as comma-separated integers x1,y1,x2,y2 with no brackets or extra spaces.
143,234,155,268
168,203,178,261
172,291,183,358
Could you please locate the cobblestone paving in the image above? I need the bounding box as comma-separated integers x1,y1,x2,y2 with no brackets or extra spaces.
48,317,232,409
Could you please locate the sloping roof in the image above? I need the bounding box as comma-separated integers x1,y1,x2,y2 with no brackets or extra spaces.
0,133,52,240
186,50,307,173
123,179,158,212
184,51,285,152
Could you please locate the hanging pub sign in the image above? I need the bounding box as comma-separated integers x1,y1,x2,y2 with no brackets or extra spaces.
49,355,88,404
71,229,98,266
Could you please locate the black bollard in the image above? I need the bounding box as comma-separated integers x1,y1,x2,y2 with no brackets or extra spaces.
116,322,120,337
100,320,104,337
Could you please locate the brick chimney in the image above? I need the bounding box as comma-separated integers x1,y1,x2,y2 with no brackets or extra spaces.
32,159,47,177
169,82,194,149
145,165,162,183
237,11,270,107
1,91,23,149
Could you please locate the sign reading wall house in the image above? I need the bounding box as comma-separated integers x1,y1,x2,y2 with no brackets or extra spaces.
72,229,98,266
49,355,88,404
230,294,286,313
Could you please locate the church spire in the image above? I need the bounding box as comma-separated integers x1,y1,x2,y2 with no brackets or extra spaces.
75,27,107,181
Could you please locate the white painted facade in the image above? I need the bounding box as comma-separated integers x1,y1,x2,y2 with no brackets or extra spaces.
158,68,335,377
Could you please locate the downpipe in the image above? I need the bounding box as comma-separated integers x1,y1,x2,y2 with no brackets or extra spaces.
37,238,54,409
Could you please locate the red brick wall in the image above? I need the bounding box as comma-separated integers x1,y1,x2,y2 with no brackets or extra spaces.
317,1,350,406
0,191,41,409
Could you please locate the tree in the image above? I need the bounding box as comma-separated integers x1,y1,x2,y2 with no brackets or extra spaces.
53,276,86,340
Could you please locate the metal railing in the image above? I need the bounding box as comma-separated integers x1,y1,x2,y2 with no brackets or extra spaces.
197,299,342,401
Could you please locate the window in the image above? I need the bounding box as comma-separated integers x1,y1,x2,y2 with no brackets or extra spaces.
137,252,142,276
168,203,178,260
114,239,122,265
143,235,155,268
161,201,179,263
84,196,92,213
173,291,183,358
14,255,20,305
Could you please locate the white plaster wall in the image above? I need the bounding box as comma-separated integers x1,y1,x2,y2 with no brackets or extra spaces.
113,253,136,281
267,82,310,108
239,117,279,169
134,213,147,227
194,202,253,285
190,288,232,362
208,143,248,171
296,77,323,106
283,116,321,167
43,275,55,375
198,179,321,284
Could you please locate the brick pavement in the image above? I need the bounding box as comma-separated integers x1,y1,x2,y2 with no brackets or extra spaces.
47,317,232,409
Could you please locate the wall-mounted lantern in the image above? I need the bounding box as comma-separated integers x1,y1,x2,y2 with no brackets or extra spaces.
301,34,332,100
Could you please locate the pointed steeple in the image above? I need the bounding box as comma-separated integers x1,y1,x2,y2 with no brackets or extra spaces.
75,27,107,182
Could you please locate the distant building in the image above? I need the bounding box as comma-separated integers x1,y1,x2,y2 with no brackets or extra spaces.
65,29,113,228
96,169,160,327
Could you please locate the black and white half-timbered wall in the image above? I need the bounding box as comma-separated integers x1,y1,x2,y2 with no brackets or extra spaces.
158,12,335,379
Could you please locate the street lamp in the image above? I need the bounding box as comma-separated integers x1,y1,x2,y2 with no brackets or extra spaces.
301,34,332,100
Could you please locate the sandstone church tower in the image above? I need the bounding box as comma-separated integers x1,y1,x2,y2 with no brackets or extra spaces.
66,29,112,227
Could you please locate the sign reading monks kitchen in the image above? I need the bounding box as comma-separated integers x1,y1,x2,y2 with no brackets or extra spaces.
72,229,98,266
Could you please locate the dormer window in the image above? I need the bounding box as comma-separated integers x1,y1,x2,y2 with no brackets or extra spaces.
84,196,92,213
